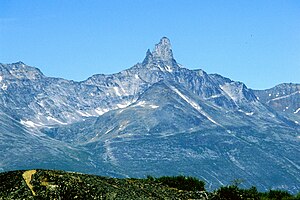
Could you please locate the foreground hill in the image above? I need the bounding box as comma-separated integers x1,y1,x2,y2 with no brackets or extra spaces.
0,169,208,199
1,169,299,200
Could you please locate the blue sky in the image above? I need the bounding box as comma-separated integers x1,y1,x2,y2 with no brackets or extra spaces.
0,0,299,89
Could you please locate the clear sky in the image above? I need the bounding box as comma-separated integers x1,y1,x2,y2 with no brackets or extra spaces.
0,0,299,89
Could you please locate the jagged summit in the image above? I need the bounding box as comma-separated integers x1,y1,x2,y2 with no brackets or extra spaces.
13,61,26,65
152,37,173,61
0,61,44,80
142,37,177,67
142,49,153,65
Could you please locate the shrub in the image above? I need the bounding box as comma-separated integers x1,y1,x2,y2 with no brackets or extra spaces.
153,175,205,191
262,189,294,200
212,185,241,200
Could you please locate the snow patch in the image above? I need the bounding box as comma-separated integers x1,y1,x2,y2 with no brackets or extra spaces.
204,94,222,100
133,101,159,109
157,65,164,72
0,76,2,82
46,116,67,125
91,126,115,141
238,109,254,116
119,85,128,95
269,113,275,118
267,91,300,103
135,101,146,107
116,102,131,109
113,87,121,96
294,108,300,114
268,93,272,96
1,83,7,90
118,124,125,131
149,104,159,109
156,65,173,72
76,110,92,117
95,108,109,115
295,121,299,124
165,65,173,72
20,120,42,128
134,74,139,79
105,127,114,135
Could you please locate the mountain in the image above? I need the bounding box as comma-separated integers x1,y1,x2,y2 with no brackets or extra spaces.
0,37,299,193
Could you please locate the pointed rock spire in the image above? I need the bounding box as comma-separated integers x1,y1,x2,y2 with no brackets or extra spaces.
152,37,174,61
142,49,153,65
142,37,178,67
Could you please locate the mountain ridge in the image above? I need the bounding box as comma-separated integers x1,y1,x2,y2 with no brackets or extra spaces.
0,37,299,193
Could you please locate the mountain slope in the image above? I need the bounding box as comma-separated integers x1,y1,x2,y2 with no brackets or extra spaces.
254,83,300,114
0,106,119,177
254,83,300,125
0,107,88,172
42,80,300,192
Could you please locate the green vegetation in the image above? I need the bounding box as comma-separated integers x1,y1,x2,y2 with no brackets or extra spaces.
0,169,299,199
210,185,300,200
146,175,205,191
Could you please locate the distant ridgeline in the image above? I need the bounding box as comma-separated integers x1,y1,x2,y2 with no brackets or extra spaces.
0,169,299,200
0,37,299,193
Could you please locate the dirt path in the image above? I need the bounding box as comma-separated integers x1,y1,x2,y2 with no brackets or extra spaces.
22,170,37,196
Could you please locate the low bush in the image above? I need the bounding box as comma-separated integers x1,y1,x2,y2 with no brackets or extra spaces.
148,175,206,191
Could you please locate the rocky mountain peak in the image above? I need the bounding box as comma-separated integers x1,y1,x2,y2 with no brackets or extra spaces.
142,49,153,65
0,62,44,80
13,61,26,65
152,37,174,61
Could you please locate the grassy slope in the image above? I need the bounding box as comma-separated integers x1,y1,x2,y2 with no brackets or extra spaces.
0,169,299,200
0,169,206,199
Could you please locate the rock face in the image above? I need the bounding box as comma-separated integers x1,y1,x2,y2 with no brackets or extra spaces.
0,38,299,193
254,84,300,116
152,37,174,62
